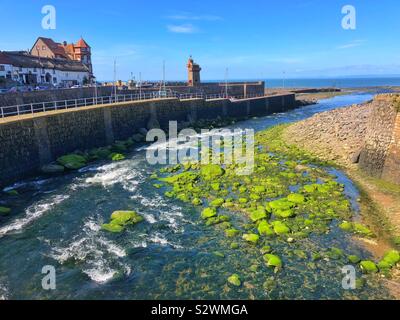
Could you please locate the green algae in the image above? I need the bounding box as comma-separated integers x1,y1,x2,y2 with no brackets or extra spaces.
0,206,11,215
360,261,378,274
102,210,143,233
242,233,260,244
225,228,240,238
227,274,241,287
200,164,225,181
109,153,126,161
263,254,282,270
201,207,217,219
271,221,290,235
152,122,399,293
57,154,87,170
287,193,305,204
210,198,225,207
339,221,374,237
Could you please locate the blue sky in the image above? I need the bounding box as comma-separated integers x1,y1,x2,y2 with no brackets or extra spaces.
1,0,400,81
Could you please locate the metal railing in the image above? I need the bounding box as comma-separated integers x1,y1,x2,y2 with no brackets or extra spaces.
0,91,267,118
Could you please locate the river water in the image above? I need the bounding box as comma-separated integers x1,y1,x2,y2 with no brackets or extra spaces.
0,92,392,299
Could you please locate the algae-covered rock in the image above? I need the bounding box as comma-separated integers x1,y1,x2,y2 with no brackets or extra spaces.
263,254,283,270
111,210,143,224
242,233,260,244
339,221,353,232
227,274,241,287
109,153,125,161
271,221,290,235
210,198,225,207
0,206,11,216
257,220,274,236
192,198,203,206
360,260,378,274
287,193,305,204
102,210,143,233
274,209,295,219
379,250,400,268
353,223,374,237
261,245,272,254
41,164,65,174
57,154,87,170
201,207,217,219
348,255,361,264
327,247,344,260
249,208,267,222
269,198,294,211
101,222,124,233
339,221,374,237
200,164,225,181
230,242,239,249
205,215,230,226
225,228,240,238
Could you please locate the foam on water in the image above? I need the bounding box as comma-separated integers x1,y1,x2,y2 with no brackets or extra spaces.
0,194,69,238
0,283,8,300
85,161,145,192
148,232,183,249
50,218,129,284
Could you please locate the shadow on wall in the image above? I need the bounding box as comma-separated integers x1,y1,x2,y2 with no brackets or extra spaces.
359,94,400,185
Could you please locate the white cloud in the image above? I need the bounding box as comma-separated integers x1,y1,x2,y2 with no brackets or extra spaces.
336,39,366,49
167,24,198,34
166,13,222,21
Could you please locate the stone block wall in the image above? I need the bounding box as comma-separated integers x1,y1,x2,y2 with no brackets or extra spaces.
0,94,295,187
359,94,400,184
0,82,265,108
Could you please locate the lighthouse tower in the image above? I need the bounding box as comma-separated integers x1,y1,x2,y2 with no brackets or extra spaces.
187,56,201,86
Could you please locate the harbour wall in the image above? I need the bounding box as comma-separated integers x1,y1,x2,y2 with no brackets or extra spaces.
0,94,295,187
0,82,265,107
359,94,400,184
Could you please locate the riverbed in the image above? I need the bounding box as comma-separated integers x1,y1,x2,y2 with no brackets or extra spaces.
0,92,392,299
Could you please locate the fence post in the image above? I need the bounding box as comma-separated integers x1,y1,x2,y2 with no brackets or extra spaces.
75,99,78,108
0,107,3,118
42,103,45,112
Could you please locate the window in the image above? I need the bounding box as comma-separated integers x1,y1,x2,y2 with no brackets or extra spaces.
19,67,22,71
53,69,55,74
42,46,46,50
33,67,37,72
0,65,5,71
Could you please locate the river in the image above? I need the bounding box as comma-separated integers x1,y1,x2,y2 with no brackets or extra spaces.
0,92,392,299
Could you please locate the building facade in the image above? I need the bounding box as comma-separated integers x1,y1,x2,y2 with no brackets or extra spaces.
30,37,93,75
0,51,90,87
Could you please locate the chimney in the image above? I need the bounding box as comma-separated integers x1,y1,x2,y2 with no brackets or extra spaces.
63,41,67,46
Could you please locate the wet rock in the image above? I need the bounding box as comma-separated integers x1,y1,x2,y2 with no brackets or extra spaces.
57,154,87,170
0,206,11,216
242,233,260,244
41,164,65,174
227,274,241,287
102,210,143,233
109,153,125,161
360,260,378,274
263,254,282,270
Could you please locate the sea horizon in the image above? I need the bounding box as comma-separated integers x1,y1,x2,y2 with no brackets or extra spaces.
101,76,400,89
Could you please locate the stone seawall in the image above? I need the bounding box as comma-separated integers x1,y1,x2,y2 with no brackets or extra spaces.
359,95,400,184
0,82,265,107
0,94,295,186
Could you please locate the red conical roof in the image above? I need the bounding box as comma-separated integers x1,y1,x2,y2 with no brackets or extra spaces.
75,37,90,48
